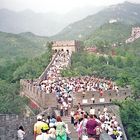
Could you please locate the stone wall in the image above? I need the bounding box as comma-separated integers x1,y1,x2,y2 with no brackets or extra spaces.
20,80,57,109
72,88,131,106
0,107,56,140
0,114,36,140
20,51,59,109
126,27,140,43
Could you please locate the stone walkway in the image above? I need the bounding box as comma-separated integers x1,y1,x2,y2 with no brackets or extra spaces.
62,116,78,140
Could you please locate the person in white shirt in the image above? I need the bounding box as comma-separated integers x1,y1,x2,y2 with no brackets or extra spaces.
89,107,95,115
17,126,25,140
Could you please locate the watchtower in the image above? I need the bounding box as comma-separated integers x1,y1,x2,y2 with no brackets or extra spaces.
52,40,81,53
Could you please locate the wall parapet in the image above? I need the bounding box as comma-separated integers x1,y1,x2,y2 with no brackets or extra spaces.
20,79,57,109
108,105,128,140
0,114,36,140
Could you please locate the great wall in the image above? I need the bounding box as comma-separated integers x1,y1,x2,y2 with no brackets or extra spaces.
126,27,140,43
0,40,131,140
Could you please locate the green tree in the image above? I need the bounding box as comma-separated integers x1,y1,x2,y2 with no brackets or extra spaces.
98,56,107,65
131,77,140,98
108,56,115,65
115,56,124,68
116,72,130,87
0,81,25,114
119,99,140,140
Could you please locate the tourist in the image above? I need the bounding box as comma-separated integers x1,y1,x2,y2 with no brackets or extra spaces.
76,118,83,140
48,123,56,140
60,105,64,117
89,107,95,115
70,109,75,124
36,125,55,140
49,115,56,127
55,116,67,140
86,114,99,139
34,115,49,139
81,114,88,140
17,125,25,140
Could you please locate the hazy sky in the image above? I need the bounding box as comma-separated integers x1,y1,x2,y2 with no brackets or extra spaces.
0,0,140,14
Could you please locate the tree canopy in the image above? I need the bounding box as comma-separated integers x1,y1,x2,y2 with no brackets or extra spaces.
0,44,52,114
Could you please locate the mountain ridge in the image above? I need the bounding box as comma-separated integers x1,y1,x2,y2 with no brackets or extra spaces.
52,1,140,40
0,6,102,36
0,31,48,65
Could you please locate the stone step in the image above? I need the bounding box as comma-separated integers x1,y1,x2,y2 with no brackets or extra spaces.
62,116,71,121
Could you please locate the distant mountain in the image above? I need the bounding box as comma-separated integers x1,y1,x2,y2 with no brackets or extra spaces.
0,9,61,36
52,2,140,40
62,5,104,25
0,6,102,36
0,31,48,65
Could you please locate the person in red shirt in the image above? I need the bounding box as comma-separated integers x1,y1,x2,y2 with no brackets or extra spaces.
99,89,103,97
86,114,99,139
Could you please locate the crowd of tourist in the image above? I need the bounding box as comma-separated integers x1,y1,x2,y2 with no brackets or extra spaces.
32,50,121,119
41,76,119,95
36,50,119,112
70,104,123,140
32,105,123,140
18,105,123,140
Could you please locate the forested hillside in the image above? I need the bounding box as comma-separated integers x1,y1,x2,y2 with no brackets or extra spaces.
0,31,48,65
84,22,132,46
0,41,52,114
